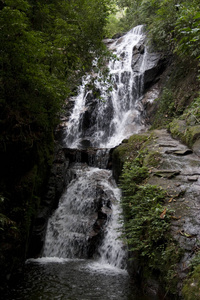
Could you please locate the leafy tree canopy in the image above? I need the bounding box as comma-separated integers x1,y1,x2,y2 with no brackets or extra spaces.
0,0,114,148
0,0,114,269
117,0,200,63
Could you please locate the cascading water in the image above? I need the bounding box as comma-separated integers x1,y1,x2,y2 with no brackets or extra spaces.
63,25,147,149
5,25,162,300
41,26,150,275
43,165,126,269
42,25,149,272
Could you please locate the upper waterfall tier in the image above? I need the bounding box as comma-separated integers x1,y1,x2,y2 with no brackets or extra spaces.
63,25,150,149
63,25,165,149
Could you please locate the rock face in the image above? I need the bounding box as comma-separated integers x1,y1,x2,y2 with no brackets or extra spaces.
112,129,200,297
145,130,200,277
143,53,167,90
131,42,145,71
131,40,168,91
28,146,68,258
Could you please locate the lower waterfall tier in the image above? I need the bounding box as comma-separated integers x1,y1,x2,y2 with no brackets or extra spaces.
43,163,127,269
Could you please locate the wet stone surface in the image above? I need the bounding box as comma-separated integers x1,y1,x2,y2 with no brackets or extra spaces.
146,129,200,282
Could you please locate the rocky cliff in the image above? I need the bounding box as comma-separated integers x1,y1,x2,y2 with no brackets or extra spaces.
111,58,200,299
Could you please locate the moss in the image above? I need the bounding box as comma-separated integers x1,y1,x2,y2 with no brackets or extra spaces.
113,133,149,161
151,60,200,131
151,88,177,129
182,265,200,300
184,125,200,147
169,119,187,139
112,133,149,181
169,119,200,148
143,150,162,168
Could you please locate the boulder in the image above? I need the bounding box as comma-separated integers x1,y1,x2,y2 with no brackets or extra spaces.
131,42,145,71
143,53,168,90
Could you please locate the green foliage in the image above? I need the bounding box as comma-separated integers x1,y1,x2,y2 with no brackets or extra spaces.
0,213,18,232
120,157,149,195
120,152,182,293
151,88,178,129
184,95,200,123
174,2,200,61
143,151,162,168
104,4,126,38
0,0,113,189
0,0,113,283
117,0,200,64
182,253,200,300
105,13,122,37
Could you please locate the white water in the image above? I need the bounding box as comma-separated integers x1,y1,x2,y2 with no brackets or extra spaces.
4,27,162,300
43,165,127,270
63,25,147,149
42,26,149,273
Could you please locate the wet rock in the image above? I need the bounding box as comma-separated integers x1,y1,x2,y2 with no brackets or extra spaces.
143,54,168,90
80,139,91,148
112,32,125,39
152,169,181,178
113,129,200,296
78,91,114,145
187,176,198,182
131,42,145,71
193,138,200,157
141,84,160,123
169,119,200,148
165,149,193,155
63,147,111,169
142,130,200,294
131,41,168,92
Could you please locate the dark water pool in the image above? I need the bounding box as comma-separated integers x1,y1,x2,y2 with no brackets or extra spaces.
4,258,159,300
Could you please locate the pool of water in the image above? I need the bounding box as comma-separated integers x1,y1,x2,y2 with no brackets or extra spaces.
4,258,158,300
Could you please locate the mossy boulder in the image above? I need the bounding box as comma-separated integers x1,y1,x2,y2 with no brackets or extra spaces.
169,119,200,148
182,265,200,300
112,133,149,181
143,150,163,168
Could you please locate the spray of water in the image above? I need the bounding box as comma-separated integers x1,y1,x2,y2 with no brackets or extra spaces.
43,26,149,271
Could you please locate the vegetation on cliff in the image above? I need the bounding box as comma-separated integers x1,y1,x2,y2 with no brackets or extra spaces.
116,0,200,60
114,0,200,129
111,1,200,298
113,133,183,297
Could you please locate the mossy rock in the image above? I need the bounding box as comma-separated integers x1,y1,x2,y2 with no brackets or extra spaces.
112,133,149,181
143,150,162,168
184,125,200,147
182,265,200,300
115,134,149,160
168,119,187,140
193,138,200,157
169,119,200,148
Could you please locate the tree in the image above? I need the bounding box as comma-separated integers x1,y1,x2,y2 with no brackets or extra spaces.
0,0,113,285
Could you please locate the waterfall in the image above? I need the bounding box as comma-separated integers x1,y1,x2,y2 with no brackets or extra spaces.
43,25,151,271
63,25,147,149
43,164,127,268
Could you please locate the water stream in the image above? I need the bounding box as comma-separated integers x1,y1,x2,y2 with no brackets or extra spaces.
5,26,160,300
63,25,146,149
